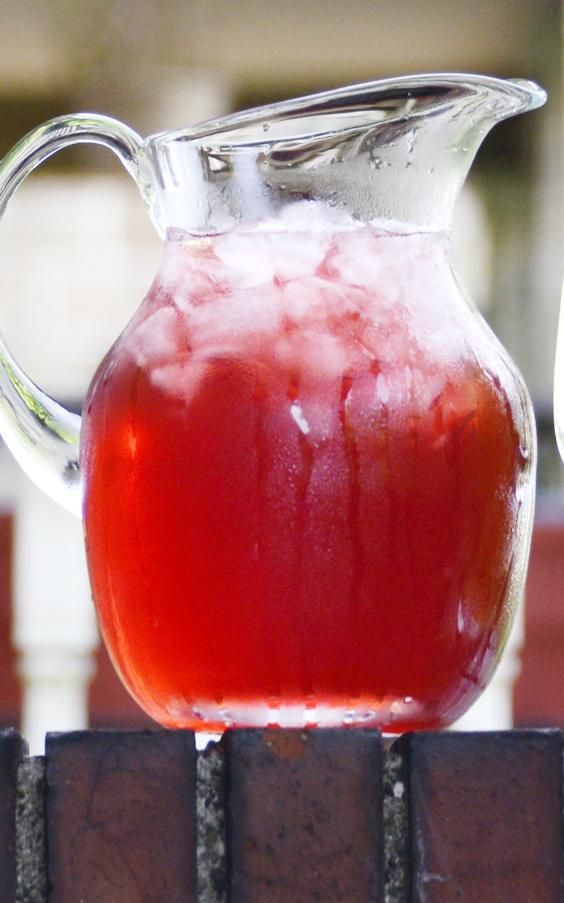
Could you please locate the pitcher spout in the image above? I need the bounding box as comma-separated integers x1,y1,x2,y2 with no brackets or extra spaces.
335,74,547,232
386,74,548,230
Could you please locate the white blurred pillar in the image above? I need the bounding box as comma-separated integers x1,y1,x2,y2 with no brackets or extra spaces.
12,471,98,755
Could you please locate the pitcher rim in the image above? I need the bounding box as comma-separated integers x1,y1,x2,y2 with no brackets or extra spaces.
146,72,546,148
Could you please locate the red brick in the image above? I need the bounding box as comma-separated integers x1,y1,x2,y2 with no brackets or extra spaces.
225,729,384,902
402,730,563,903
45,730,197,903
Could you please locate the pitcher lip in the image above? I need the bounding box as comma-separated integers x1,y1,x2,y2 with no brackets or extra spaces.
146,72,546,147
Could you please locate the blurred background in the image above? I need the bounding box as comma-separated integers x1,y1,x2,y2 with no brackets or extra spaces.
0,0,561,751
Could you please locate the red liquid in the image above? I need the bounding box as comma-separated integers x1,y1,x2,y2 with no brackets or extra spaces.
81,220,534,732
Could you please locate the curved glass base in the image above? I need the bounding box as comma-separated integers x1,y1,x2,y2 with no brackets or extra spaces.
158,694,455,738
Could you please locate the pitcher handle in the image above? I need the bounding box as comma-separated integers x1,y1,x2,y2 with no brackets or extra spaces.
0,114,148,517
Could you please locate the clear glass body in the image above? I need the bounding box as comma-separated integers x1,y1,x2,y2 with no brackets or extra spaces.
81,207,536,732
0,74,545,733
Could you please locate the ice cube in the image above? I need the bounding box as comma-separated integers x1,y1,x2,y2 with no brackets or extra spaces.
188,281,284,350
276,199,356,233
280,276,339,324
151,360,191,396
129,306,187,369
325,227,390,291
214,226,330,286
163,240,234,311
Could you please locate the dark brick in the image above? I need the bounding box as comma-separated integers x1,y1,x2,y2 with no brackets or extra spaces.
16,756,47,903
0,730,27,902
45,730,197,903
401,730,563,903
225,729,383,902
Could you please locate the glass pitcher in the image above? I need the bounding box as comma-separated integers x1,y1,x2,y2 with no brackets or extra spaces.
0,73,546,733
